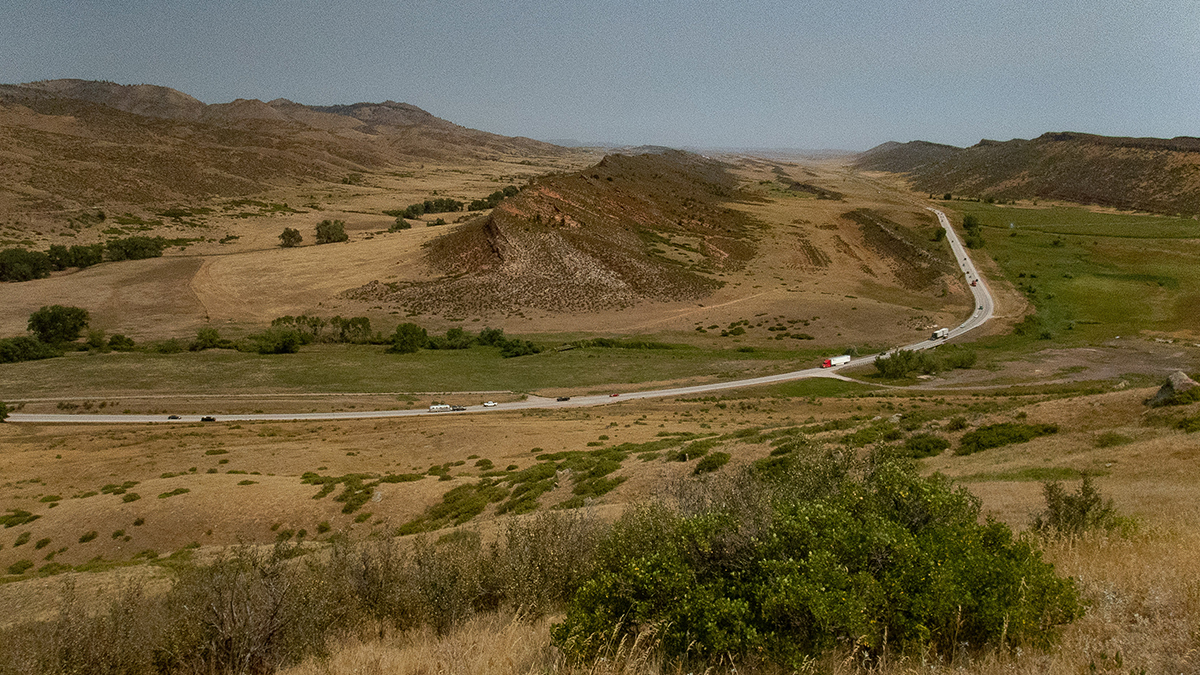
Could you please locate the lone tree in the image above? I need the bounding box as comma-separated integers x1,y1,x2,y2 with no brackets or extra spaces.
28,305,89,344
279,228,303,248
315,219,348,244
389,323,428,354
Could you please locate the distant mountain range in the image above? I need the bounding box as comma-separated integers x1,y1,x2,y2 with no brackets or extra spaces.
0,79,568,210
855,132,1200,216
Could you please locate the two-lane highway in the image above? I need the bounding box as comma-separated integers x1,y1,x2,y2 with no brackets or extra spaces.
8,209,994,424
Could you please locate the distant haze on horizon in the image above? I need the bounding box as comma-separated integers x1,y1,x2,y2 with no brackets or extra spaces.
5,0,1197,151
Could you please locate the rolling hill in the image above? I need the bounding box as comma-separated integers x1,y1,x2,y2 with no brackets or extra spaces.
345,150,764,313
855,132,1200,216
0,79,568,213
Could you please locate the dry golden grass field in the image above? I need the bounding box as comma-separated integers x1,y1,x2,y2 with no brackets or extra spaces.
3,381,1200,673
0,153,974,347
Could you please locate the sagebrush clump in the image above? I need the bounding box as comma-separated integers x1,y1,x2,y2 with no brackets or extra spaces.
553,455,1082,665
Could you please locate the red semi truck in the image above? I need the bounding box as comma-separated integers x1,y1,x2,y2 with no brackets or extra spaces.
822,355,852,368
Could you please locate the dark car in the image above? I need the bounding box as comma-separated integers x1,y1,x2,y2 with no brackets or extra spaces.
200,416,216,422
451,406,466,411
556,396,571,401
167,415,180,420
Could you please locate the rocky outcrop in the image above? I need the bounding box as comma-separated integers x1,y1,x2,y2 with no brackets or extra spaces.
1147,370,1200,407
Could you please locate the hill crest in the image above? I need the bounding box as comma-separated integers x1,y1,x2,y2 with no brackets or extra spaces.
0,79,568,210
856,132,1200,215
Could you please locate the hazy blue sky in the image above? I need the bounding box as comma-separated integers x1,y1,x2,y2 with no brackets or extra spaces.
4,0,1197,150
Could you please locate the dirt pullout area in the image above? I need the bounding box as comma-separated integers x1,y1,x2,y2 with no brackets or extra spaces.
909,338,1200,390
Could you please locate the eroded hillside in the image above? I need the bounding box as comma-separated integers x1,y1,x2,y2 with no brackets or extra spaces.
346,150,763,313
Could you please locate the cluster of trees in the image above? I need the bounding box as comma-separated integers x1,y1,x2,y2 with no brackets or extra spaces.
873,345,977,378
962,214,985,249
389,325,542,358
105,236,169,261
468,185,520,211
386,197,466,221
0,305,105,364
1,237,168,282
270,315,376,344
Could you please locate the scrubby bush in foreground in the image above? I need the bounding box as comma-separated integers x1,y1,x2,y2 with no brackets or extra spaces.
553,456,1082,666
1032,476,1129,539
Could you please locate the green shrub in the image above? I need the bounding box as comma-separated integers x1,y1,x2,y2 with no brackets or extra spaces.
158,488,190,499
35,537,51,549
243,327,308,354
6,559,33,575
314,219,348,244
105,236,167,261
108,334,136,351
552,458,1082,665
1176,414,1200,433
1,509,40,528
956,422,1059,455
14,532,31,546
902,433,951,458
1032,477,1129,538
78,531,98,543
693,452,731,474
278,227,303,247
1094,431,1133,448
0,336,61,364
874,346,977,378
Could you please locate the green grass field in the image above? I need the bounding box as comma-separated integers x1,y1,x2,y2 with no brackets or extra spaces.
0,342,834,401
949,202,1200,346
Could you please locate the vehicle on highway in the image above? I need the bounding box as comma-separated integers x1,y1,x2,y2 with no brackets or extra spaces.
932,328,949,339
167,415,180,420
610,393,619,397
429,404,452,412
556,396,571,401
483,401,497,408
822,355,852,368
451,406,466,411
200,416,216,422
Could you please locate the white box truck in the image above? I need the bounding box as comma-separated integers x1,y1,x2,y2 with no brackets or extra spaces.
932,328,949,339
429,404,452,412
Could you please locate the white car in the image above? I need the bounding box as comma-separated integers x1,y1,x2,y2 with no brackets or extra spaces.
483,401,497,408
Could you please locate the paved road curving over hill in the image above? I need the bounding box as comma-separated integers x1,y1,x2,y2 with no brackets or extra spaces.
8,209,994,425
